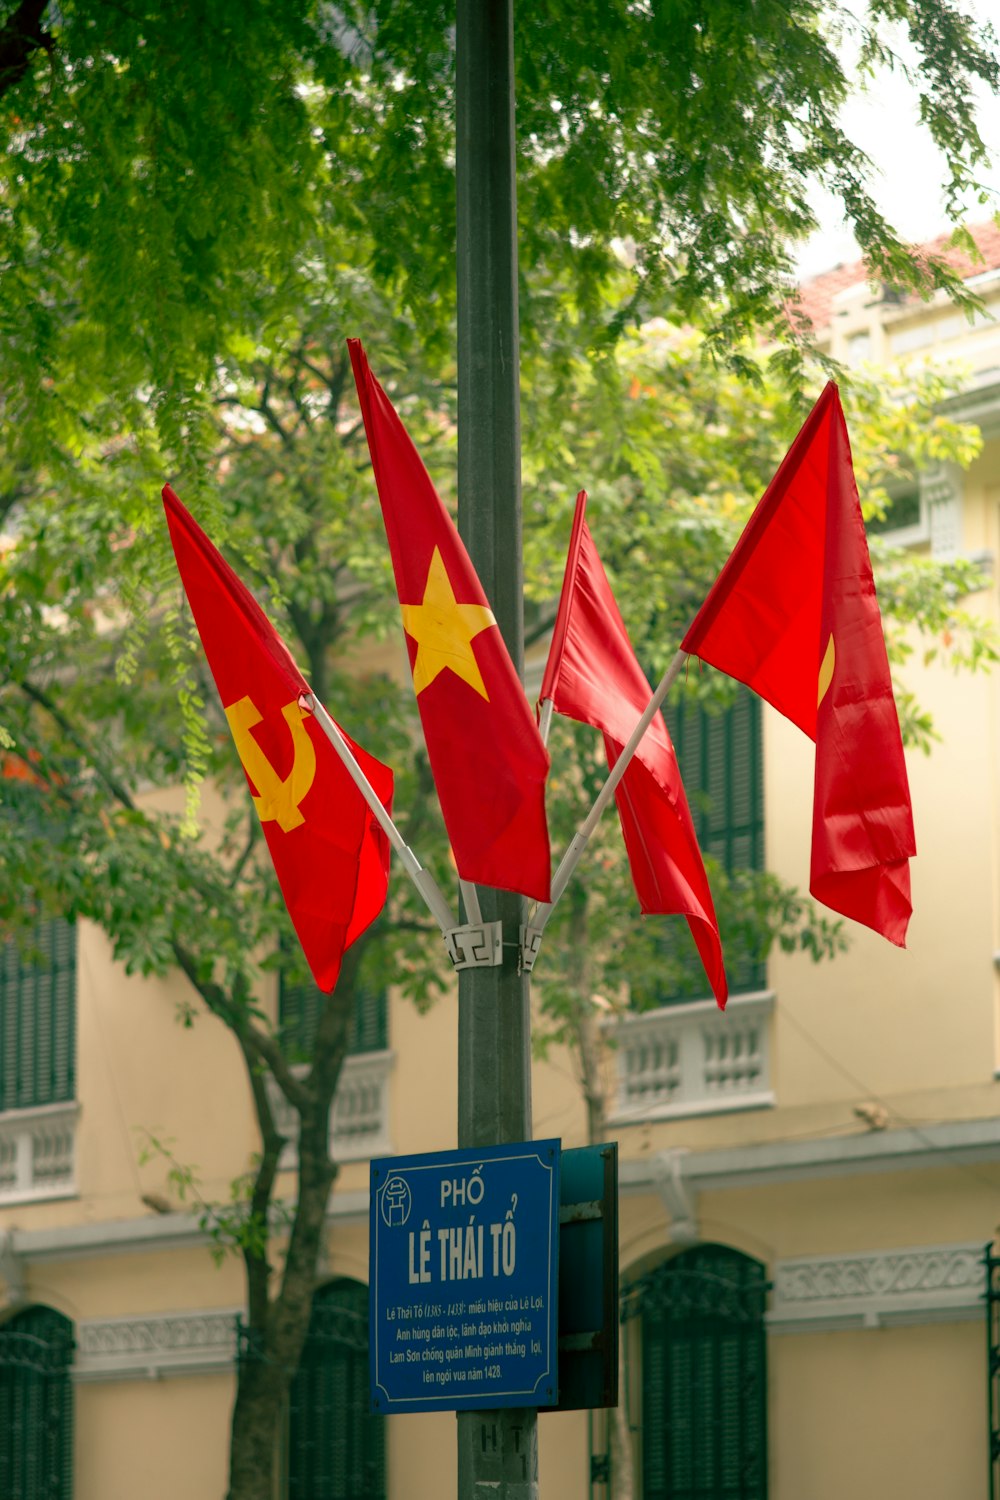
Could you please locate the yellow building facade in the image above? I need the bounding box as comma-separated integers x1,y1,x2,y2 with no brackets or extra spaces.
4,228,1000,1499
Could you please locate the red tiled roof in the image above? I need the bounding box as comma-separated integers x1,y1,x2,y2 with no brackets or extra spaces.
795,220,1000,332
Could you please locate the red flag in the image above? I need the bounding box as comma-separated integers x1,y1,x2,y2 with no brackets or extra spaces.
682,382,915,946
162,485,393,992
348,339,551,902
541,492,727,1008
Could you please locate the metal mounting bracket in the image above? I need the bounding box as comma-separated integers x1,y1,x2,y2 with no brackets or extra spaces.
519,924,545,973
444,920,503,970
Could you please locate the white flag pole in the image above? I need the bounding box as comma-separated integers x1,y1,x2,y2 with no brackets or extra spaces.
530,647,689,934
459,879,483,926
537,697,555,748
301,692,457,935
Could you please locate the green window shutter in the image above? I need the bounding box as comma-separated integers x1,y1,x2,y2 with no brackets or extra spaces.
0,1305,74,1500
0,919,77,1112
278,973,324,1063
348,982,388,1055
667,688,763,878
636,1245,768,1500
288,1279,385,1500
642,689,764,1004
642,1323,668,1500
279,971,388,1060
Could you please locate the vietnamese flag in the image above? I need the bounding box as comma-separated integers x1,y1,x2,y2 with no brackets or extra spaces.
162,485,393,991
682,382,915,946
541,492,727,1007
348,339,551,903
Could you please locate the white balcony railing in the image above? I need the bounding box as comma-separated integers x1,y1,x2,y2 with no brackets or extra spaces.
268,1050,393,1169
608,992,774,1123
0,1102,79,1204
330,1050,393,1158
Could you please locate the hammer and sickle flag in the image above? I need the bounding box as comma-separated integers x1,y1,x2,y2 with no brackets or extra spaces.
163,485,394,992
681,383,915,947
348,339,551,903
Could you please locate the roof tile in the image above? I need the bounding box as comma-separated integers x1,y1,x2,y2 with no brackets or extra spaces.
794,220,1000,331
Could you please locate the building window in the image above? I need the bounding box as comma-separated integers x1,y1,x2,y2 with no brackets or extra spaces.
846,331,871,367
866,484,923,538
888,304,994,357
637,689,764,1004
0,918,76,1112
279,963,387,1062
628,1245,768,1500
0,1304,75,1500
288,1279,385,1500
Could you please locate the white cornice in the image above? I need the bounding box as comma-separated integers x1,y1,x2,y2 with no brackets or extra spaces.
8,1120,1000,1274
74,1308,241,1382
939,375,1000,439
768,1242,985,1333
621,1116,1000,1197
3,1188,369,1267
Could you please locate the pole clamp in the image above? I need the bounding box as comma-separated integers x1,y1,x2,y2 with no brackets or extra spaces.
519,924,544,973
444,920,503,970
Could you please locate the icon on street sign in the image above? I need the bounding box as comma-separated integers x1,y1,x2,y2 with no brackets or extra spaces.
380,1176,412,1228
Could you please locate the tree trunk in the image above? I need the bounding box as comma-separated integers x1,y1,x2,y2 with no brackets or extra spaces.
227,1360,288,1500
225,1061,340,1499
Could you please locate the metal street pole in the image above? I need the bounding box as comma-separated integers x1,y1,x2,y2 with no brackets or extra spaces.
455,2,538,1497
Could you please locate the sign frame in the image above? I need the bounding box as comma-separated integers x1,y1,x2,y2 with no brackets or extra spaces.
370,1139,560,1414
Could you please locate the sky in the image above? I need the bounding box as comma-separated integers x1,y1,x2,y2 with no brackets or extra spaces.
796,15,1000,281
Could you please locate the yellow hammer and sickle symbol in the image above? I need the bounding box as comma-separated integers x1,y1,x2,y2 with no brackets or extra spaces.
817,634,836,708
224,696,317,833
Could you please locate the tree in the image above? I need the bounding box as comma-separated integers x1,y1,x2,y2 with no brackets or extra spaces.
1,3,998,1496
2,293,992,1496
0,314,453,1500
0,0,997,467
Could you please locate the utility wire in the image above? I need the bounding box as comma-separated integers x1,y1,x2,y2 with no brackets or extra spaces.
778,997,1000,1208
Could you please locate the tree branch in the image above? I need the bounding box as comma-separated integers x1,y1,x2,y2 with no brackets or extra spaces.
169,941,310,1112
235,1032,286,1331
226,815,261,891
18,678,312,1111
257,375,296,449
293,347,349,407
524,606,558,650
19,677,139,810
378,917,439,937
396,749,437,850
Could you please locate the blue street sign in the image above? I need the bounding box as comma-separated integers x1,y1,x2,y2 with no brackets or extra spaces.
370,1139,560,1413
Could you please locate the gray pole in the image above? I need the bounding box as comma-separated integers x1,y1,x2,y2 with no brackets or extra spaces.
455,2,538,1497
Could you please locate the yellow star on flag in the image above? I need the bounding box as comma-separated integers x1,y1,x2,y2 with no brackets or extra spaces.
400,547,496,699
